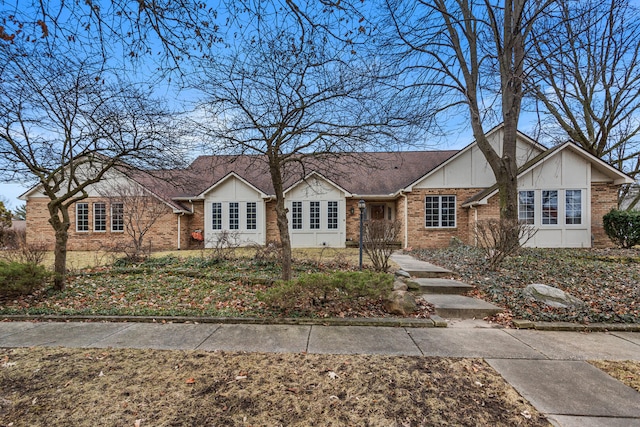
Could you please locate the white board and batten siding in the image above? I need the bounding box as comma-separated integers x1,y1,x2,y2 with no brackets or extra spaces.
286,176,346,248
203,176,266,247
414,130,544,189
519,148,591,248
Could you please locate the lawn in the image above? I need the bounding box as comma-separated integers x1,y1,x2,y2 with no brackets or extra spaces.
0,346,549,426
411,246,640,324
0,250,434,319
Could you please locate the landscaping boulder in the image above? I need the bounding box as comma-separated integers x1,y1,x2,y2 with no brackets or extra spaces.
383,290,417,315
523,284,584,309
395,269,411,279
393,280,408,291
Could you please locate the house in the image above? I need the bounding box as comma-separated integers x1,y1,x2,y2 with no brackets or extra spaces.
20,125,633,251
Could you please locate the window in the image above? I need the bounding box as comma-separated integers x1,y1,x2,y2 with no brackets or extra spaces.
542,190,558,225
93,203,106,232
111,203,124,232
212,202,222,230
566,190,582,225
292,201,302,230
76,203,89,232
328,201,338,229
246,202,257,230
425,195,456,228
518,191,535,224
310,201,320,229
229,202,239,230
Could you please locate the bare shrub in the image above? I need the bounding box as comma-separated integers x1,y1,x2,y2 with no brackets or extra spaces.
362,220,402,272
475,218,537,270
251,240,282,264
1,230,48,266
205,230,242,261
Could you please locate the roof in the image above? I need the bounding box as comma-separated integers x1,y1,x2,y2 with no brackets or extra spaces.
174,151,459,198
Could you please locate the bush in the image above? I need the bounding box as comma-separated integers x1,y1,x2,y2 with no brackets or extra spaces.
258,271,393,313
362,220,402,272
603,209,640,248
475,218,537,270
0,261,51,297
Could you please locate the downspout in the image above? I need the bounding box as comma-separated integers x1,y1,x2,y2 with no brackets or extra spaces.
177,213,183,250
402,192,408,249
472,206,478,247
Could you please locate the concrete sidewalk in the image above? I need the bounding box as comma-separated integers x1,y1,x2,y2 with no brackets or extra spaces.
1,320,639,426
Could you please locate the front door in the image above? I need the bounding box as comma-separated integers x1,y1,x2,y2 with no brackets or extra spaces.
370,204,386,220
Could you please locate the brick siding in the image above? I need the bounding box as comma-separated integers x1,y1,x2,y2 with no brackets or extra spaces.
591,183,618,248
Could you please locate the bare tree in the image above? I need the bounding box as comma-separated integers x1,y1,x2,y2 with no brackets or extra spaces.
528,0,640,208
97,180,169,262
194,12,407,280
0,46,178,290
384,0,554,247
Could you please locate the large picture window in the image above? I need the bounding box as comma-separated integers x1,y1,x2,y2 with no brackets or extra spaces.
425,195,456,228
518,191,535,224
212,202,222,230
76,203,89,232
93,203,106,232
292,201,302,230
111,203,124,232
565,190,582,225
542,190,558,225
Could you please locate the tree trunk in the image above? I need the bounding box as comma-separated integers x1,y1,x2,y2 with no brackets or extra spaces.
48,204,70,291
268,157,293,281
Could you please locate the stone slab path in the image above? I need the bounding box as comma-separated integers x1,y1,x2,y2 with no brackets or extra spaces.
390,252,503,319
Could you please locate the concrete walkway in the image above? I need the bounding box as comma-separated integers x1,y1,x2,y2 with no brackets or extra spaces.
1,320,639,426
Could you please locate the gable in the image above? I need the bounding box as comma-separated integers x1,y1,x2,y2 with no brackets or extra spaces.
518,147,590,189
412,128,544,189
285,175,346,200
202,174,264,201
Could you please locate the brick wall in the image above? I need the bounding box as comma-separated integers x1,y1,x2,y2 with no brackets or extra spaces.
405,189,483,248
591,183,618,248
26,197,180,251
265,200,280,243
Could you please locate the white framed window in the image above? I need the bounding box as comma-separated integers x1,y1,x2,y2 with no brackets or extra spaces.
292,201,302,230
518,191,535,224
425,195,456,228
212,202,222,230
111,203,124,232
76,203,89,232
542,190,558,225
310,201,320,229
246,202,257,230
229,202,239,230
565,190,582,225
93,202,106,232
328,201,338,229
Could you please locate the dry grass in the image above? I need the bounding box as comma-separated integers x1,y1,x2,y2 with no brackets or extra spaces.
589,360,640,392
0,347,548,426
34,247,379,271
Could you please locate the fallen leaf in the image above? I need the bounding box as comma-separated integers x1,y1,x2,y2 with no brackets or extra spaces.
521,410,532,419
328,371,339,380
185,378,196,384
134,419,142,427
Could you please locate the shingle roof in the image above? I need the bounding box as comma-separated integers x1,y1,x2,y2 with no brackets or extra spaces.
182,151,459,197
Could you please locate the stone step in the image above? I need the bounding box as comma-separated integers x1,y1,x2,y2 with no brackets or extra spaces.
402,268,453,279
407,278,474,295
390,254,454,279
421,294,503,319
